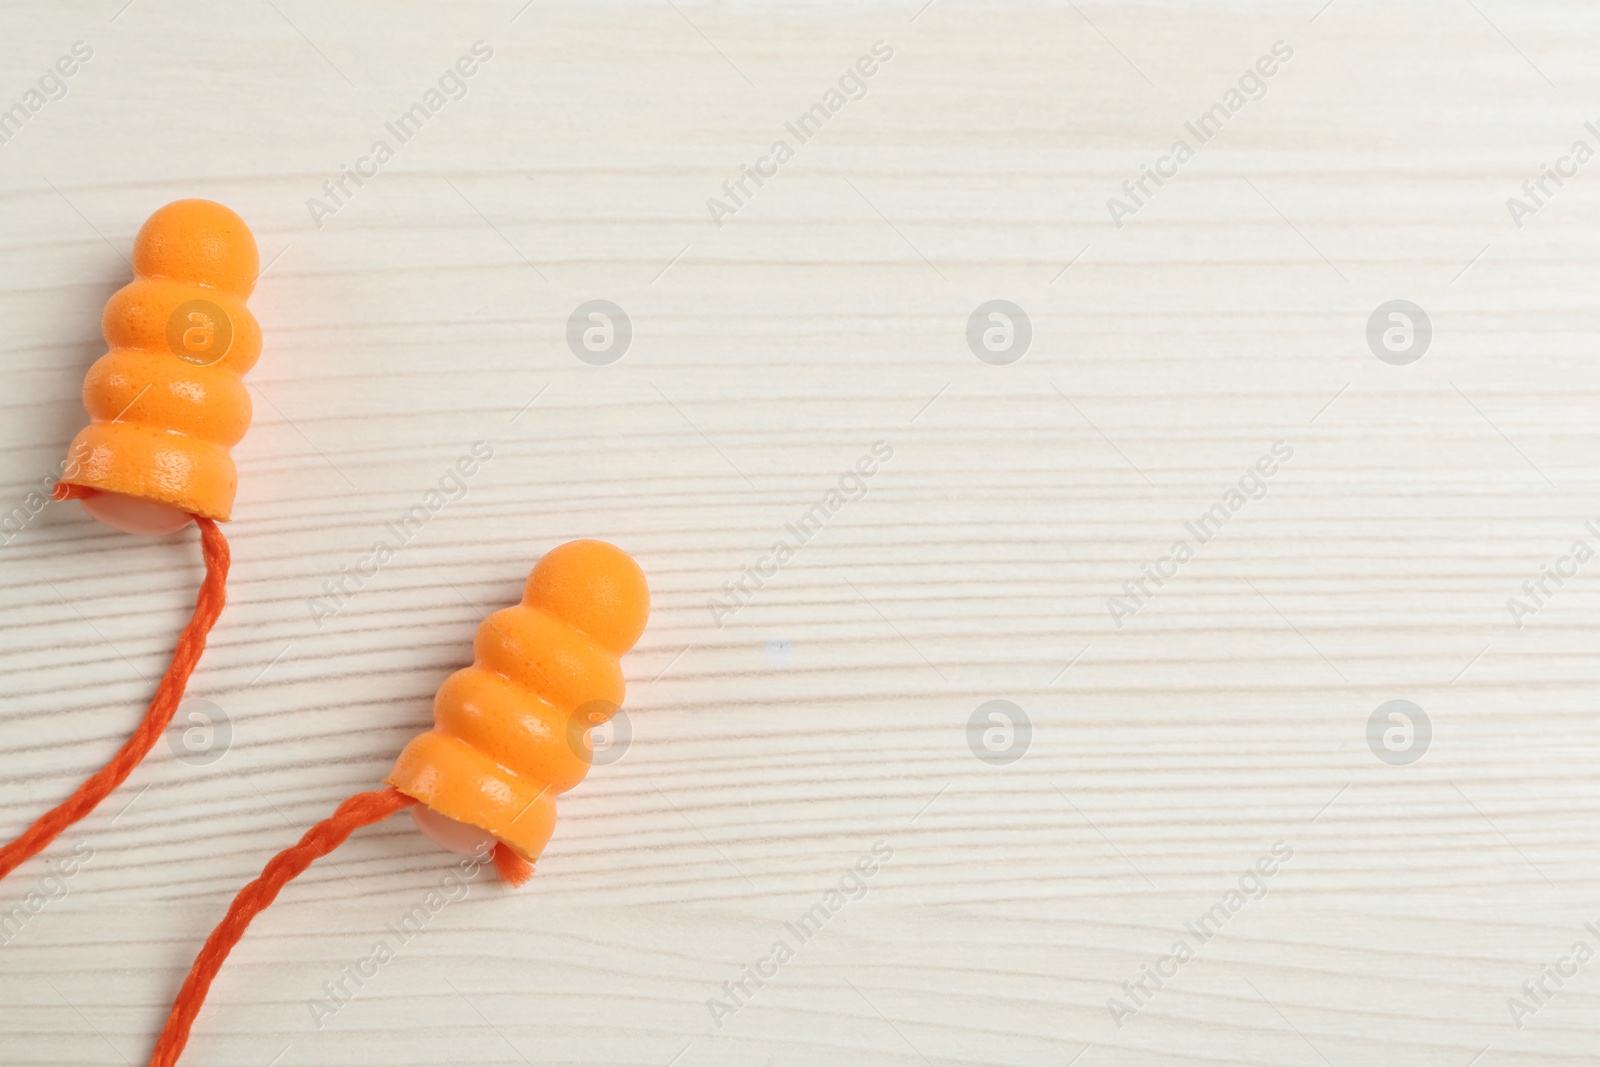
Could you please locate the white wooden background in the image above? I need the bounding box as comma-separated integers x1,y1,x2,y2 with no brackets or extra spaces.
3,1,1600,1064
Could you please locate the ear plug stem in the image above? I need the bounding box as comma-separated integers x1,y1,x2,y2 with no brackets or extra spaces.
80,491,194,535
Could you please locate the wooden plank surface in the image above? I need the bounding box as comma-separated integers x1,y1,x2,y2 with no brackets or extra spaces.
3,1,1600,1063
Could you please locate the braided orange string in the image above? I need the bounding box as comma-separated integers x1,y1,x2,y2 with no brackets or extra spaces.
149,787,417,1067
0,517,229,882
147,785,533,1065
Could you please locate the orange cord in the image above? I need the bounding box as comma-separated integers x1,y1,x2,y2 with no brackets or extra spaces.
491,841,534,887
149,788,532,1064
149,787,417,1067
0,516,229,882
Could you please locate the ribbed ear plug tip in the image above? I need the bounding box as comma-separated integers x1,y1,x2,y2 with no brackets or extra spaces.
56,198,262,529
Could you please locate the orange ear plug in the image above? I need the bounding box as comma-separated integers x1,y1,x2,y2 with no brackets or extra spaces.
389,538,652,866
0,201,259,885
56,198,261,532
148,541,650,1067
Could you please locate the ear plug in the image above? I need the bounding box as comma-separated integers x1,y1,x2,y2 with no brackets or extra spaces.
0,200,259,884
389,538,650,867
57,197,261,530
148,540,649,1067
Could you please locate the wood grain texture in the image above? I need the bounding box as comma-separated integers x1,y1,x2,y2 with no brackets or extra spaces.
3,1,1600,1064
